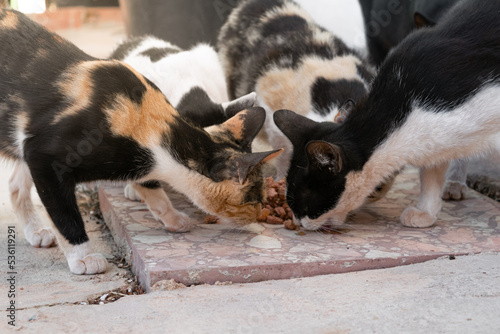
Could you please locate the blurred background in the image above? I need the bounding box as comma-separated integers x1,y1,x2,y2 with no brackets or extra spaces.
1,0,366,58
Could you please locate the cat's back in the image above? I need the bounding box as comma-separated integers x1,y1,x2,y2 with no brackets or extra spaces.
437,0,500,42
0,9,91,81
378,0,500,110
113,36,228,106
219,0,372,117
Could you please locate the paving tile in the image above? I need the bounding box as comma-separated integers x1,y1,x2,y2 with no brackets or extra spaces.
99,169,500,291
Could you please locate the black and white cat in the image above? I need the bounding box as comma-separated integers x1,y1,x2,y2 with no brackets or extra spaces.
273,0,500,230
111,36,257,127
111,36,257,201
0,9,281,274
218,0,376,180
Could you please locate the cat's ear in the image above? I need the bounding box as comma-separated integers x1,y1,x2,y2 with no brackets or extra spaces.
219,106,266,148
208,148,283,184
273,109,322,147
306,141,343,174
414,12,433,29
221,92,257,119
334,100,355,123
232,148,283,184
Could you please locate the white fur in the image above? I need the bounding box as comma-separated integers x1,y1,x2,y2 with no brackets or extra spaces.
121,38,229,105
132,183,196,232
305,106,340,123
9,162,56,248
295,0,367,54
257,96,294,179
301,84,500,229
442,159,469,200
146,146,213,214
63,241,108,275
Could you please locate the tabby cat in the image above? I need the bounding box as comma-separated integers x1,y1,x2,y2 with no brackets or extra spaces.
0,9,281,274
273,0,500,230
218,0,376,180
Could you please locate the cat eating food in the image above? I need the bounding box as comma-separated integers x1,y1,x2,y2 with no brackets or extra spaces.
274,0,500,230
0,9,281,274
111,36,258,201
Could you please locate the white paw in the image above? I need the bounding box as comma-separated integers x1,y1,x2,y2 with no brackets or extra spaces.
442,180,467,200
69,253,108,275
124,183,142,201
24,227,57,248
155,210,197,233
400,206,437,228
300,213,345,231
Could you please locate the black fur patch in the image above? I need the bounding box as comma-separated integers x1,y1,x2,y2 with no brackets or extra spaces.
311,78,368,117
140,47,180,62
260,15,309,38
358,0,458,66
176,87,225,127
90,63,147,105
110,36,144,60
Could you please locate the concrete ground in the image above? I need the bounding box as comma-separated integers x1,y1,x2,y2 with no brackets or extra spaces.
1,9,500,334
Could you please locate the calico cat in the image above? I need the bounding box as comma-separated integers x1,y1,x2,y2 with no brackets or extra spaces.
0,9,281,274
111,36,257,201
273,0,500,230
218,0,376,180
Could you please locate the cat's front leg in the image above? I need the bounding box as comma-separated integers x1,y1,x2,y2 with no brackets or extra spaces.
9,163,56,248
123,183,142,201
442,159,469,200
28,167,108,274
132,182,197,232
400,163,449,228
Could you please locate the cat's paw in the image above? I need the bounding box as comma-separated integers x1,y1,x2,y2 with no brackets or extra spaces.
442,180,467,200
300,213,346,231
24,227,57,248
124,183,142,201
68,253,108,275
400,207,436,228
154,211,197,233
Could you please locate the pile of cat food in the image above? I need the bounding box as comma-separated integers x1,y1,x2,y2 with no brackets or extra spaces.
256,177,297,230
204,177,297,230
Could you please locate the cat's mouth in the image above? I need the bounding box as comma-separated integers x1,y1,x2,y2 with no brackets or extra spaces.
215,201,262,225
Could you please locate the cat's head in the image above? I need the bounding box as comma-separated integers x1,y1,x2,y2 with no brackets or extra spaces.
163,106,282,225
273,109,359,230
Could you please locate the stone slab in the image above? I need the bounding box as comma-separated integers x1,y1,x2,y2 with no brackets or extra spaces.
99,169,500,291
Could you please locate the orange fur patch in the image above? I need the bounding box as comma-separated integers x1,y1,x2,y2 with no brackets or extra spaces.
52,61,100,124
257,55,362,117
0,11,18,29
105,88,176,147
195,178,262,223
53,60,177,147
